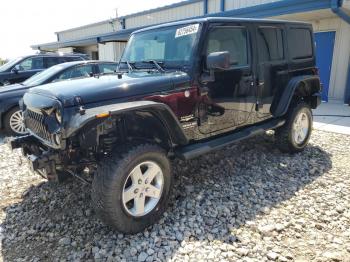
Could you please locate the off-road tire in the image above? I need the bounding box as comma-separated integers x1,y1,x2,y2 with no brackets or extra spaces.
275,101,313,153
4,107,27,136
92,143,172,234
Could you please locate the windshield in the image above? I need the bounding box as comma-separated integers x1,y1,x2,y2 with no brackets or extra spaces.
22,64,64,86
120,23,201,70
0,57,23,72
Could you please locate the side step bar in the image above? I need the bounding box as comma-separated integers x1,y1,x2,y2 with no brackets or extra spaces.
176,119,285,160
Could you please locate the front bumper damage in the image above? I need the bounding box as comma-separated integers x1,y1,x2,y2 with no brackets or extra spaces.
9,135,61,181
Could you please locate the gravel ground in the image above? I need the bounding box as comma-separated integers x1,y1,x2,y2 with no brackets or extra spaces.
0,130,349,262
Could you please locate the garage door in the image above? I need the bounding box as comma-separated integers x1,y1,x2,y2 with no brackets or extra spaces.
314,31,335,102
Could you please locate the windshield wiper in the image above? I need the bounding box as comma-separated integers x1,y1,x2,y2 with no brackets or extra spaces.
141,60,165,73
119,61,135,72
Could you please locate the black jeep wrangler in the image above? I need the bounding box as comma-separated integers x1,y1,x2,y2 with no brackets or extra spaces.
10,18,321,233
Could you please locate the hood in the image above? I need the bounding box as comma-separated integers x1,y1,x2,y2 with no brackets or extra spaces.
28,71,191,107
0,83,28,94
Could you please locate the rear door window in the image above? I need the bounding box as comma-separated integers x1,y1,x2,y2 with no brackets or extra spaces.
258,27,284,62
44,57,59,68
288,28,313,60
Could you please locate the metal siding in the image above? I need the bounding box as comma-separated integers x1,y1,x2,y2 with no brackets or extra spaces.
98,43,115,61
59,21,121,42
225,0,281,11
98,42,127,61
125,2,203,28
115,42,127,61
57,47,74,53
329,20,350,100
207,0,221,13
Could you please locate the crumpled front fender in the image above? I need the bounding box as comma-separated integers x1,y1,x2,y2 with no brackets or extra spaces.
64,100,189,146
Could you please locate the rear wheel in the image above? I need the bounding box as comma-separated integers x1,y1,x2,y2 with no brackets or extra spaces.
275,101,313,153
92,144,172,234
4,107,27,136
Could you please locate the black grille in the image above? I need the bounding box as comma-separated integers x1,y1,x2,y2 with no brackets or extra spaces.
25,109,53,143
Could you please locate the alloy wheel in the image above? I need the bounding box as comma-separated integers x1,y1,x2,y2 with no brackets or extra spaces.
9,110,26,135
122,161,164,217
292,111,310,145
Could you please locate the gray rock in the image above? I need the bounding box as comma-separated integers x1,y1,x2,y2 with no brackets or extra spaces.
267,251,278,260
138,252,148,262
130,247,138,256
58,237,71,246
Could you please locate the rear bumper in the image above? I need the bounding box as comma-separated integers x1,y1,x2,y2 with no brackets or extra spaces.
9,135,60,181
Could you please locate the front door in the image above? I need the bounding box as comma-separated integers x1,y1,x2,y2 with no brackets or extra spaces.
198,25,256,135
314,31,335,102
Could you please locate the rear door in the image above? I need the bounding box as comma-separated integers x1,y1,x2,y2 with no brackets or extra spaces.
255,24,289,120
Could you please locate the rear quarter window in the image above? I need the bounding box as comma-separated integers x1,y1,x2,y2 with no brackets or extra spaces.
288,28,313,60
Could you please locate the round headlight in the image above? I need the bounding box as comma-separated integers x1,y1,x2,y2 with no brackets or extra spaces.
55,110,62,124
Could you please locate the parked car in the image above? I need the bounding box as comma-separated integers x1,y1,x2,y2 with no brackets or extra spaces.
0,60,118,135
10,17,321,234
0,52,89,86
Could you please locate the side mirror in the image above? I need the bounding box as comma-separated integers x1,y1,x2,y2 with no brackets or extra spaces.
11,65,20,74
207,51,231,71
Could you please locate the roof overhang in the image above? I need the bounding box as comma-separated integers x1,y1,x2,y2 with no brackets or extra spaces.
31,36,99,50
32,0,350,51
98,27,142,43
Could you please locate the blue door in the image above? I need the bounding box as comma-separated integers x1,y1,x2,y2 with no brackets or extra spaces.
314,31,335,102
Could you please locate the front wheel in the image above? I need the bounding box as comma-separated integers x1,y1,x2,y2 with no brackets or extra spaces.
92,144,172,234
275,101,313,153
4,107,28,136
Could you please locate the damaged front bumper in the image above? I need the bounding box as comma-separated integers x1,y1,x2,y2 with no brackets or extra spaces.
8,135,61,181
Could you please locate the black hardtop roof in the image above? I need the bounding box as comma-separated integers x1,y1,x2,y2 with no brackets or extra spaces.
133,17,311,34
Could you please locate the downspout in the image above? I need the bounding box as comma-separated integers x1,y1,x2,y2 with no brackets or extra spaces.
220,0,225,12
346,59,350,104
331,0,350,24
204,0,208,14
331,0,350,104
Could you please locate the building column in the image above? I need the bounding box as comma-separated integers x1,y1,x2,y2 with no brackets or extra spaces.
220,0,225,12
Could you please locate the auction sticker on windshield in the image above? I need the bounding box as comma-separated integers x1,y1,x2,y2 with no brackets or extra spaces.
175,24,199,38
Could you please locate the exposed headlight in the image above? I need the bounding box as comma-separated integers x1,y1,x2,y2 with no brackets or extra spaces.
55,110,62,124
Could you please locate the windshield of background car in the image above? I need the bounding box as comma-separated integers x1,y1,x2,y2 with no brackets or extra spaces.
120,23,201,69
0,57,23,72
22,64,64,86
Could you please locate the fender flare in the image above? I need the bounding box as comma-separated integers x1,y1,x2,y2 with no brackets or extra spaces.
63,100,189,146
271,75,321,117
